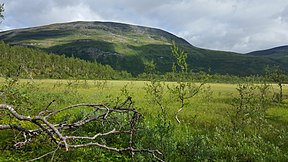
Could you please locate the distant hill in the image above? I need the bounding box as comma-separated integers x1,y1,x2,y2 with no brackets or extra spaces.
247,46,288,69
0,21,287,76
247,45,288,59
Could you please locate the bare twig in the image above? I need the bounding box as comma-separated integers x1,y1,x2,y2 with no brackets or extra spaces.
27,145,60,162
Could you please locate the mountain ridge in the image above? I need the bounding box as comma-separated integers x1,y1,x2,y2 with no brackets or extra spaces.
0,21,287,75
247,45,288,58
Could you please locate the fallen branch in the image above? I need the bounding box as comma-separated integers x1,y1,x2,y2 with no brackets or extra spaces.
0,97,163,161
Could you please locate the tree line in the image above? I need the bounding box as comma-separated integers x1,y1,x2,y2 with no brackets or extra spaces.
0,42,131,79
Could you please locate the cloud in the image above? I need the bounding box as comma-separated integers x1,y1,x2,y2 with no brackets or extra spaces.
165,0,288,53
1,0,288,53
1,0,102,28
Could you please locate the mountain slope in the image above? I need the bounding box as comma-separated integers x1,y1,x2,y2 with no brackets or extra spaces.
247,45,288,59
247,46,288,68
0,21,286,76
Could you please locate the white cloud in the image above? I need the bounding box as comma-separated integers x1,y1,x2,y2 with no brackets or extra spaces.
1,0,288,53
47,3,102,22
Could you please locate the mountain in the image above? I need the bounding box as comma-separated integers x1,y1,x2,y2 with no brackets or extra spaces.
247,46,288,69
248,45,288,59
0,21,287,76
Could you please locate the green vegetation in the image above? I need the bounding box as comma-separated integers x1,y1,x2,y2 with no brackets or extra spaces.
1,21,287,76
1,77,288,161
265,65,287,103
0,42,131,79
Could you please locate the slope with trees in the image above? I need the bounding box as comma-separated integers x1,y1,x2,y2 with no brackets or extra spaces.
1,21,286,76
0,42,131,79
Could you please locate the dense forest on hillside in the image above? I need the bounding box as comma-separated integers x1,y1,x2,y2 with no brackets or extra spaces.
0,42,131,79
1,21,287,76
1,41,286,84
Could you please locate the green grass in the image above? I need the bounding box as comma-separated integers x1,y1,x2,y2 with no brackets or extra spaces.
1,78,288,161
6,78,286,124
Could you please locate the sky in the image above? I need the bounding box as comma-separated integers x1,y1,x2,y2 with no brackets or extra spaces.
1,0,288,53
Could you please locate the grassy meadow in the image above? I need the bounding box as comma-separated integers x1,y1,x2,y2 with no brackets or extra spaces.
1,21,288,161
1,78,288,161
